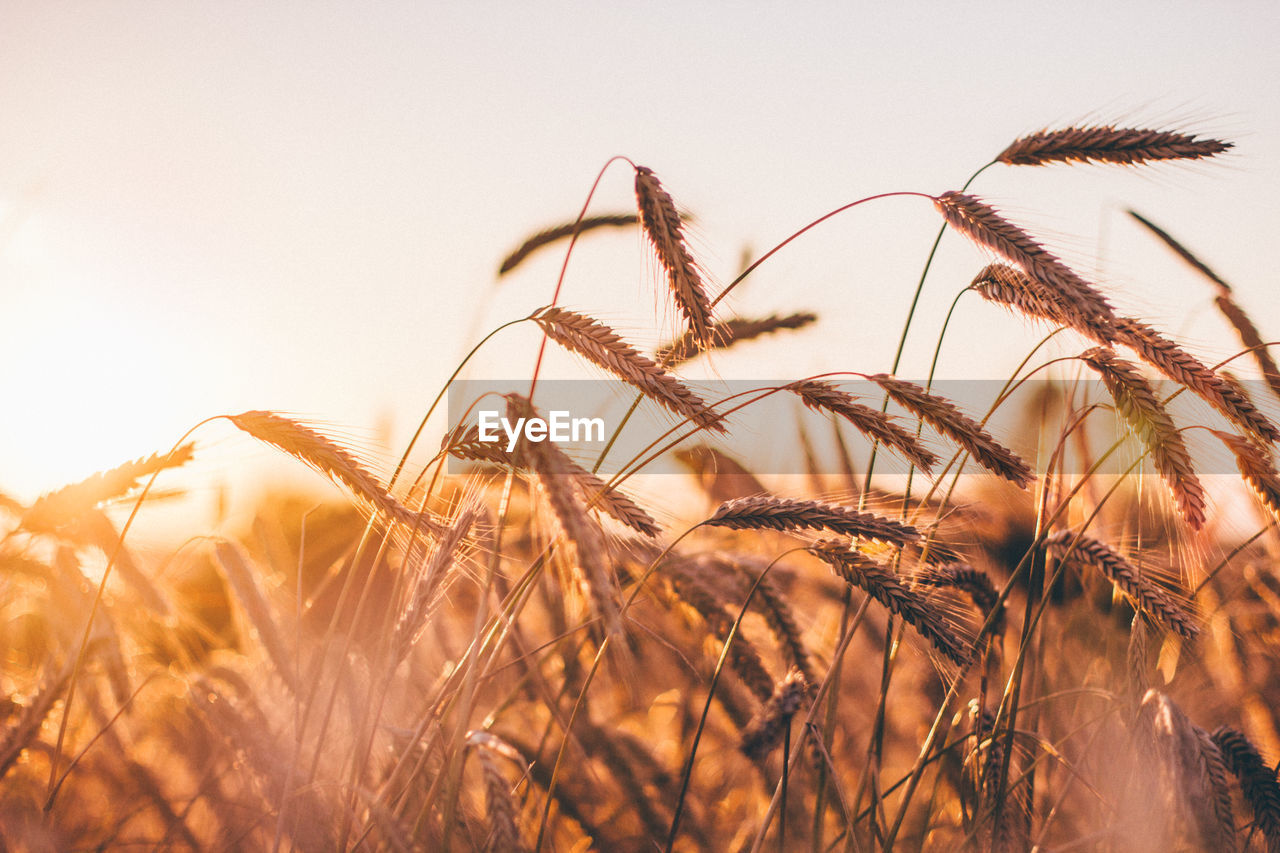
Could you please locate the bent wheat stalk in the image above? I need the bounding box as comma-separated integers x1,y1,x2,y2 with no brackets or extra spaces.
530,305,725,433
227,411,440,533
634,165,715,346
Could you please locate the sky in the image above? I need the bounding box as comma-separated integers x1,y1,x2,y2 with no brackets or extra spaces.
2,2,1279,505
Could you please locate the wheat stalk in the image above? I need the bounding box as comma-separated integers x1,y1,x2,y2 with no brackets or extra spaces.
868,374,1034,487
634,165,715,346
1045,531,1198,639
705,495,920,545
997,126,1231,167
227,411,440,533
443,421,660,537
508,395,621,635
498,213,636,275
808,540,971,666
21,443,195,533
1212,430,1280,521
740,669,810,761
787,379,939,473
1079,347,1207,529
1211,726,1280,851
934,191,1116,328
531,305,725,433
657,312,818,366
1138,690,1238,852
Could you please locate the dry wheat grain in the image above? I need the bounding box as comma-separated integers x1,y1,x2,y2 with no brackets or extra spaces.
997,126,1231,167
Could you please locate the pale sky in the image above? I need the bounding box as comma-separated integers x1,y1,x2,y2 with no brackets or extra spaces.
2,2,1278,502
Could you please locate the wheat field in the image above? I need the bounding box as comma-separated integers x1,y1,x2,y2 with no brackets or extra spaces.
3,125,1280,852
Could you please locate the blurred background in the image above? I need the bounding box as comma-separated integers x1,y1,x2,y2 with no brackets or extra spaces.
2,1,1277,507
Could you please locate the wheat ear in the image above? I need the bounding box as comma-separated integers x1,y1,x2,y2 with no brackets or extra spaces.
787,379,939,473
972,262,1114,342
467,731,531,853
1211,430,1280,521
443,422,660,537
21,443,195,533
1138,690,1238,852
1128,209,1235,293
729,557,816,686
1045,531,1198,639
0,657,73,781
659,559,777,700
1079,348,1207,529
508,395,621,635
1214,294,1280,405
634,165,715,346
975,264,1278,442
1127,209,1280,406
657,312,818,366
393,506,478,662
705,495,920,545
212,541,298,691
740,669,811,761
1211,726,1280,851
498,213,636,275
808,540,971,666
997,126,1231,167
919,562,1004,635
868,374,1034,487
935,191,1116,327
1113,317,1280,444
531,305,725,433
227,411,439,533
